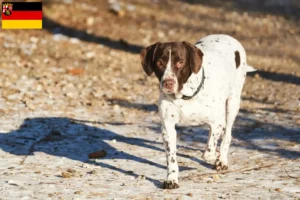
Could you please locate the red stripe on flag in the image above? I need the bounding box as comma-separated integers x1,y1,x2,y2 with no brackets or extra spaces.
2,11,42,20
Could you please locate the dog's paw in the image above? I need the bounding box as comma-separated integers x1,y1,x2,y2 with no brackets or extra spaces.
202,150,217,163
162,180,179,189
214,159,228,171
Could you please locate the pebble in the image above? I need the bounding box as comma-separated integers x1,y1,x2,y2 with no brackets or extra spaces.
213,174,220,182
157,31,165,38
70,38,80,44
61,171,72,178
86,17,94,26
7,180,18,186
53,34,68,41
85,52,95,59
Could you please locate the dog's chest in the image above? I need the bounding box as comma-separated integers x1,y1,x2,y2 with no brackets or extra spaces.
172,97,221,125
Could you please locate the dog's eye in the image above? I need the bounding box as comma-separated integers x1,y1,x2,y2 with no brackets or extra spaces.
176,60,184,68
157,60,164,67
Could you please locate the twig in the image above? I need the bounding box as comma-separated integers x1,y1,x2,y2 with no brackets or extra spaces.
182,162,286,181
285,169,299,179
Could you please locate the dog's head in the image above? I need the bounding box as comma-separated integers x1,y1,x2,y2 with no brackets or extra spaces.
140,41,203,95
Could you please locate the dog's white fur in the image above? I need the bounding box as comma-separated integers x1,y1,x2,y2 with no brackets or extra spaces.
158,34,254,187
161,49,179,94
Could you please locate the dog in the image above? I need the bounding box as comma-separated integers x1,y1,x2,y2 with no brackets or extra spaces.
140,34,255,189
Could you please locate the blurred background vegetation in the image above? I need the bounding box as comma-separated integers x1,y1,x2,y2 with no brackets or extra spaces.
0,0,299,121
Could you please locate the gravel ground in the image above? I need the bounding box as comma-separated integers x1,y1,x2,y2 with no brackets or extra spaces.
0,0,299,199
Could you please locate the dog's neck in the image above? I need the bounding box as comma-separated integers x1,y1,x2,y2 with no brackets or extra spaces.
175,67,205,99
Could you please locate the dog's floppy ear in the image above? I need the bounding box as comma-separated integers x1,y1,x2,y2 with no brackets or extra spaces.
140,42,160,76
182,41,203,74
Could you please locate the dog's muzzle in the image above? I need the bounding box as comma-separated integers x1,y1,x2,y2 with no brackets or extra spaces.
161,78,177,94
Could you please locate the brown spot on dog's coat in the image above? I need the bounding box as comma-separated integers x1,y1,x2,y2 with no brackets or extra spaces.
235,51,240,68
171,157,175,163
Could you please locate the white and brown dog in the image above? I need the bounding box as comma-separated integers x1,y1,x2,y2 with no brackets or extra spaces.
140,34,255,189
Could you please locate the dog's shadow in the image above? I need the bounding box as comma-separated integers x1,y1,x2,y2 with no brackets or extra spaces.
0,117,211,188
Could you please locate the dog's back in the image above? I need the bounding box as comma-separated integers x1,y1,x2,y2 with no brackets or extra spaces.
195,34,253,97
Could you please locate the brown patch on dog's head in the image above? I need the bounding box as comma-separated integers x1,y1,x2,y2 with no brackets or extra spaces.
182,41,203,74
235,51,240,68
140,41,204,94
140,42,160,76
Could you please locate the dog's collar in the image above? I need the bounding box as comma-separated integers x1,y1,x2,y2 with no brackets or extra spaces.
182,67,205,100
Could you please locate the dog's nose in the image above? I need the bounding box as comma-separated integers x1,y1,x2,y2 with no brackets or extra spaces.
162,79,175,90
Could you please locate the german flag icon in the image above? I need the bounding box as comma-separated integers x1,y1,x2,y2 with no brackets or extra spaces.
2,2,42,29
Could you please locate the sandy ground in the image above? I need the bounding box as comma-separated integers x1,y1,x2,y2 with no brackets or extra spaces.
0,0,299,199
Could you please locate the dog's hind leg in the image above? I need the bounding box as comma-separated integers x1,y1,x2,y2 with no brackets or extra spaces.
202,122,225,163
215,70,245,171
215,94,240,171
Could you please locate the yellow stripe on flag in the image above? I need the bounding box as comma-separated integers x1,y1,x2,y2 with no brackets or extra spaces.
2,20,42,29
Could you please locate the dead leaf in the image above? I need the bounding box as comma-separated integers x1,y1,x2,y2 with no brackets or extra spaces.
88,150,107,159
68,68,84,76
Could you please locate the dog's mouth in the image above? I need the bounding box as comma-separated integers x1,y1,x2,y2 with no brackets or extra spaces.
161,88,175,94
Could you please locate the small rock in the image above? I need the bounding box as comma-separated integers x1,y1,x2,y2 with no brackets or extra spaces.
187,192,193,197
157,31,165,38
109,0,125,17
36,84,42,91
7,180,18,186
126,4,135,11
137,175,146,180
113,105,120,112
70,38,80,44
85,52,95,59
275,188,281,192
74,191,81,195
30,36,39,43
61,171,72,178
254,73,261,79
66,92,78,99
88,170,97,175
53,34,67,41
43,58,50,64
86,17,94,26
213,174,220,181
67,168,76,173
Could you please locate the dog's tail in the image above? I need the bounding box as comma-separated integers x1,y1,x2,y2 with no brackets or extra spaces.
246,65,257,72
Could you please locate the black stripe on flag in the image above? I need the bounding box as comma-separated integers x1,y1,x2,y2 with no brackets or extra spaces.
2,2,42,11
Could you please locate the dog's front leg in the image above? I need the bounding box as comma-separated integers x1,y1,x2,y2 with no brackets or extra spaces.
162,121,179,189
159,101,180,189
